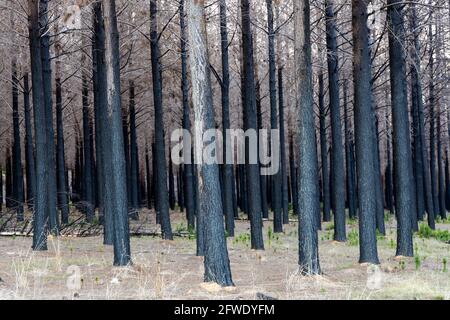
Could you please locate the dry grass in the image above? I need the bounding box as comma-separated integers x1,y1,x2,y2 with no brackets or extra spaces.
0,211,449,300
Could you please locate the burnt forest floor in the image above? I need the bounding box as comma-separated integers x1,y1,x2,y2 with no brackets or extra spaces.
0,209,450,300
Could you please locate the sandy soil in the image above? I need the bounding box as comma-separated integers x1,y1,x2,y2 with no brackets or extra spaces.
0,210,449,300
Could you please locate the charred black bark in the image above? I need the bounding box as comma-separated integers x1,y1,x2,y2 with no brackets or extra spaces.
295,0,321,275
352,0,379,264
387,0,415,257
150,0,173,240
318,72,331,223
11,61,24,221
241,0,264,250
55,77,69,224
343,80,357,219
129,81,140,219
29,0,48,250
278,68,289,225
179,0,196,230
325,0,346,241
23,74,36,211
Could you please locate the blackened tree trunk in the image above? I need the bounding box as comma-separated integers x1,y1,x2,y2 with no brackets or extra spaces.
23,74,36,210
29,0,48,251
179,0,196,230
255,77,269,222
374,117,387,234
168,160,176,211
294,0,321,275
11,61,24,221
122,108,131,209
6,153,12,208
325,0,346,240
82,73,94,223
352,0,379,264
289,135,299,215
145,146,153,209
266,0,282,232
278,68,289,225
129,81,140,219
150,0,173,240
40,0,58,234
409,2,433,225
343,80,357,219
385,114,395,215
56,77,70,224
241,0,264,250
179,0,195,229
387,0,415,257
437,106,447,219
178,167,184,211
102,0,131,265
93,1,114,244
187,0,234,286
318,72,331,223
218,0,236,236
428,19,439,222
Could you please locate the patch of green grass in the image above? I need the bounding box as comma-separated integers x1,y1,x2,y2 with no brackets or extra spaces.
233,233,251,247
175,222,187,234
389,238,396,249
435,216,450,224
347,230,359,246
348,218,358,227
417,223,450,243
415,255,421,270
443,258,448,273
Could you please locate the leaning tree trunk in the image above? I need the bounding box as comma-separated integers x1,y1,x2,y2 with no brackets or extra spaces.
187,0,233,286
351,0,380,264
102,0,131,266
29,0,48,251
325,0,346,241
387,0,415,257
150,0,173,240
294,0,321,275
241,0,264,250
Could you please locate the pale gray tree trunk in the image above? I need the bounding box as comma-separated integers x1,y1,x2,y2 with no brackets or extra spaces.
187,0,233,286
